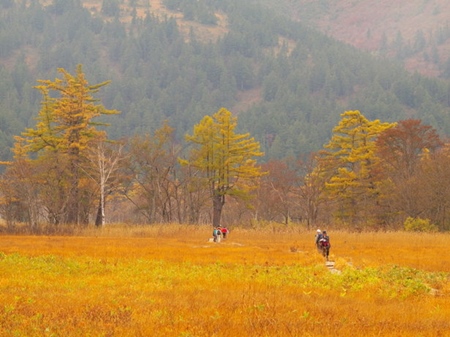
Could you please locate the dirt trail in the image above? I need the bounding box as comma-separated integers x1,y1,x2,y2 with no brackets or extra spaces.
326,260,341,274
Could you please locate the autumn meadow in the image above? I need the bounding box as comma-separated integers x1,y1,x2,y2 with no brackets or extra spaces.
0,225,449,337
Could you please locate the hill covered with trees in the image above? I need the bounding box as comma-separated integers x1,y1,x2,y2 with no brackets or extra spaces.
260,0,450,79
1,0,450,163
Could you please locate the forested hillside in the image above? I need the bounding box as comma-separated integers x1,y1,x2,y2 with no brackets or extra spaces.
260,0,450,79
1,0,450,163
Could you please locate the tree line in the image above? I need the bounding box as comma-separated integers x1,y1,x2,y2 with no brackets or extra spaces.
1,66,449,232
247,111,449,232
0,66,265,230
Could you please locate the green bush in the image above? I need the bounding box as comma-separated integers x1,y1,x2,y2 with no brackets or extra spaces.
403,217,438,232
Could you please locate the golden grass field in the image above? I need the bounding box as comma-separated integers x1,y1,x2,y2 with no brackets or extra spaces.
0,225,449,336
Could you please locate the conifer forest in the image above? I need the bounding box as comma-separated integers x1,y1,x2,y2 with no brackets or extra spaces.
1,0,450,231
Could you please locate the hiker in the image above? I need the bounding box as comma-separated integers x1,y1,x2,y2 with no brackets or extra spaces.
213,226,222,243
321,230,330,244
315,229,323,251
220,226,229,239
319,230,331,260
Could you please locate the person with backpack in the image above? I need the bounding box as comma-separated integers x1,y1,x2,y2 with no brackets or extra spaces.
315,229,323,251
213,226,222,243
319,230,331,260
220,226,229,239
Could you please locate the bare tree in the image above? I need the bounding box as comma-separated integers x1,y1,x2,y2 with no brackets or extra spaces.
84,140,125,226
296,154,329,230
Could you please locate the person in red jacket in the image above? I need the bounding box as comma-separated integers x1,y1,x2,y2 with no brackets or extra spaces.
220,226,229,239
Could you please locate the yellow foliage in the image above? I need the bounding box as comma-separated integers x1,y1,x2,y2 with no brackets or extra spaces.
183,108,265,225
320,110,396,222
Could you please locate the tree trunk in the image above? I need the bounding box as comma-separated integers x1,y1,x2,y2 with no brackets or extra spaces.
95,194,105,227
212,193,224,227
95,169,106,227
67,162,79,225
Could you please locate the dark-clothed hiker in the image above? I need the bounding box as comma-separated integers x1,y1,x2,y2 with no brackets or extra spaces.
319,230,331,260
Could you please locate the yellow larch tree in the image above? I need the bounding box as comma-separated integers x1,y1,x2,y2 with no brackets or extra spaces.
181,107,264,227
12,65,118,225
319,110,395,226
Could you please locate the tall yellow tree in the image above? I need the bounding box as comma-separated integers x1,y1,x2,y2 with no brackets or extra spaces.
13,65,118,225
319,110,395,225
181,108,264,227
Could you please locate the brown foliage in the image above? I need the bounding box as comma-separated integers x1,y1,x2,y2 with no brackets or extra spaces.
376,119,442,179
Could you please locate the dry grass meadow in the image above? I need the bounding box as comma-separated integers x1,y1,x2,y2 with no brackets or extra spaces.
0,225,449,336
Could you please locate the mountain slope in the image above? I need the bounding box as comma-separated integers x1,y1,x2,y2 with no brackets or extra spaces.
261,0,450,78
1,0,450,163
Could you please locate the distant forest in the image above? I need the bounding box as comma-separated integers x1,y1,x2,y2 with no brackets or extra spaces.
1,0,450,163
